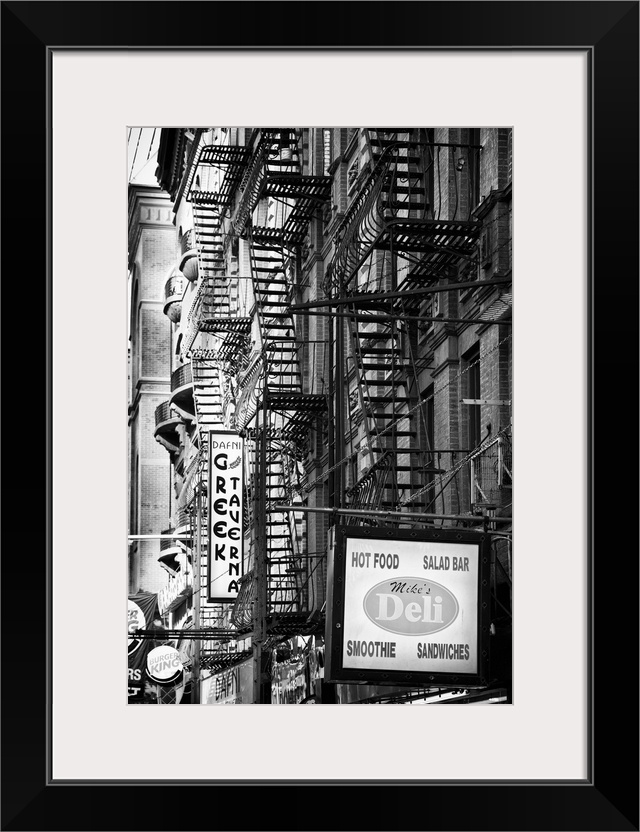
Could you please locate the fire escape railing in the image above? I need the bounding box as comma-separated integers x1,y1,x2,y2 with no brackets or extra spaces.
328,134,489,524
329,141,482,296
224,134,328,638
186,144,252,214
469,428,512,512
231,129,300,238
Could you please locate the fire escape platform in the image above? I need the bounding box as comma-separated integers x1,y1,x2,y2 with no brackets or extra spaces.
187,190,219,206
264,613,323,638
250,225,306,247
217,332,252,366
199,317,252,335
262,175,332,243
262,175,331,201
199,146,251,166
200,649,253,674
186,144,251,210
373,218,481,254
266,392,326,412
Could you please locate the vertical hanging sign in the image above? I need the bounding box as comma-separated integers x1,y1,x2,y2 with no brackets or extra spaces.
207,431,244,602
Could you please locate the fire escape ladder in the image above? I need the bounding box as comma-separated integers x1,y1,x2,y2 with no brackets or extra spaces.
187,195,254,372
248,232,301,398
243,226,326,636
366,129,427,219
182,202,228,358
247,227,325,430
264,442,305,616
346,307,427,516
192,202,225,284
191,359,224,428
402,315,445,507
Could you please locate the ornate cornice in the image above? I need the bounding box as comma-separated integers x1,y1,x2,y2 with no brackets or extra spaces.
128,185,174,265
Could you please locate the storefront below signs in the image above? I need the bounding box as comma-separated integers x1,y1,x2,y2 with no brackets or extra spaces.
270,636,327,704
200,658,253,705
271,659,307,704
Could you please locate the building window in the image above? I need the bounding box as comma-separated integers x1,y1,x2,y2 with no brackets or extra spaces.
468,128,481,212
421,293,440,337
463,345,481,451
323,129,332,175
480,225,493,269
425,128,435,219
347,156,359,194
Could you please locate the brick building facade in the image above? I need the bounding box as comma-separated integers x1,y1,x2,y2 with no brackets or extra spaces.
128,185,176,596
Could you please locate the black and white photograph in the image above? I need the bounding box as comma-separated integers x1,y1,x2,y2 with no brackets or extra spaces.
127,127,513,705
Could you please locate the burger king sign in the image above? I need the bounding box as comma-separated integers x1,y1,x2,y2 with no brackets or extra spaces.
146,646,184,686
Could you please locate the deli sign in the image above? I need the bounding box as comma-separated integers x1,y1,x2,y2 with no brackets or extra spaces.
363,577,459,636
207,431,244,603
325,526,491,687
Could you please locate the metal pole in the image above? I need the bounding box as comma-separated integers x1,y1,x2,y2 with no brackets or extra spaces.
328,313,335,508
253,395,269,704
335,289,345,510
273,504,513,524
193,483,202,703
288,277,512,311
300,311,511,326
390,228,398,500
127,534,193,540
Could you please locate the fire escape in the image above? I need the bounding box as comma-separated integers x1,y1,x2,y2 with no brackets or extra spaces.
328,130,483,520
169,141,258,674
224,129,331,644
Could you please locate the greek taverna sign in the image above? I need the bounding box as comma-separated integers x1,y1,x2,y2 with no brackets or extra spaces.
207,431,244,603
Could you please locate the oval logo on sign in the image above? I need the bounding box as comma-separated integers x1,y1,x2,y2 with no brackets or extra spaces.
363,577,459,636
146,645,184,686
127,599,145,656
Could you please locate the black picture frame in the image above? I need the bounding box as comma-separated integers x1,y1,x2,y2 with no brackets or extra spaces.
2,2,638,830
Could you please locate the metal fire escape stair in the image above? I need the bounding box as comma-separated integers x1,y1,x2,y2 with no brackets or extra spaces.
333,130,485,517
185,197,253,374
192,202,225,281
232,129,302,237
263,445,308,620
331,130,482,296
232,129,331,246
182,200,226,357
347,315,427,515
234,225,325,634
230,138,327,636
191,359,224,427
343,132,431,516
186,143,251,213
248,232,325,438
231,432,318,638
